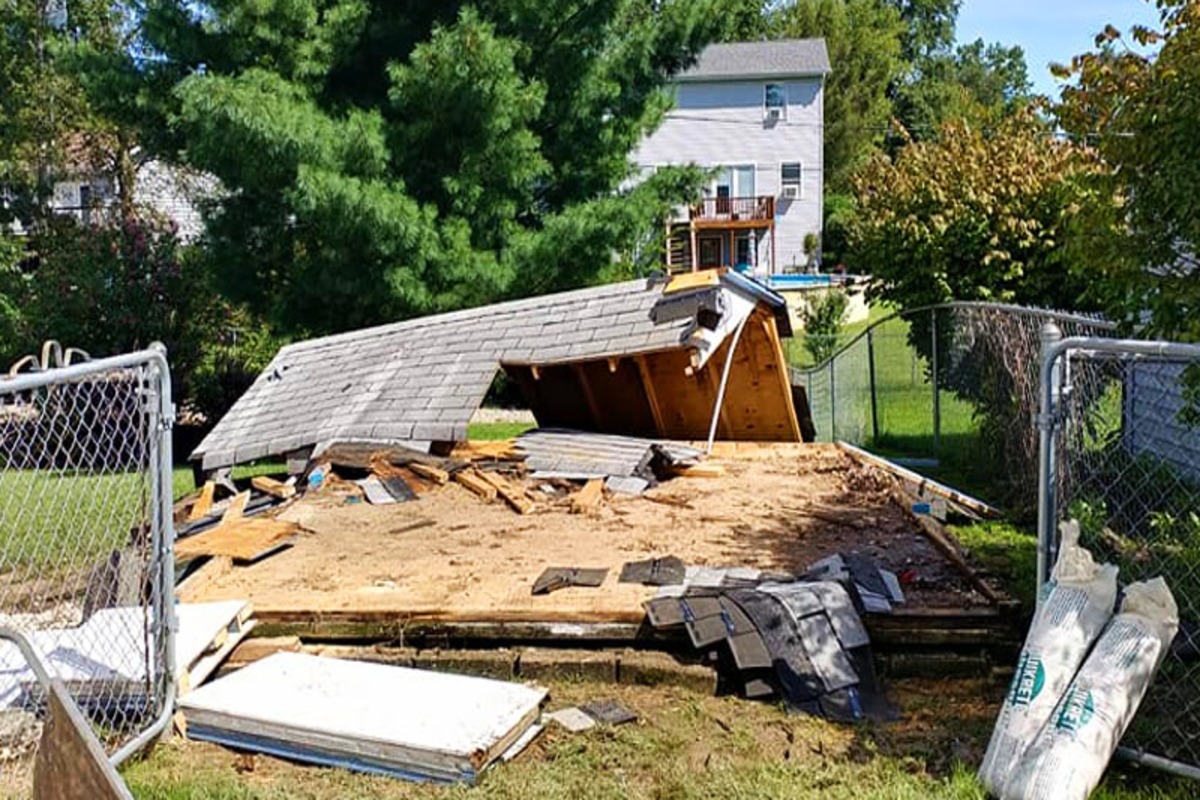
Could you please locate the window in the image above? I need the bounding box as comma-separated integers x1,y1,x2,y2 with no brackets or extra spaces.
780,163,802,199
764,84,787,120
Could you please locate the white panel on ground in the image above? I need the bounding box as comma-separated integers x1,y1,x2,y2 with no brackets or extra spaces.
178,652,547,783
0,601,251,709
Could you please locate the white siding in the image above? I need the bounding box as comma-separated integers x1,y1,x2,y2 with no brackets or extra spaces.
633,77,825,272
1124,361,1200,483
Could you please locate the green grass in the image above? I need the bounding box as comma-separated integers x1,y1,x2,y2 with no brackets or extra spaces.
117,678,1192,800
950,521,1039,610
467,421,534,441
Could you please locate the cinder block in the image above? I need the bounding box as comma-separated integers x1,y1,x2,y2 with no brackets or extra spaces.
412,649,519,680
617,649,718,695
518,648,619,683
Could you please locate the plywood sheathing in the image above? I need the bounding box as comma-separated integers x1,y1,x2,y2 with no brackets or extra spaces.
508,308,801,442
181,444,995,624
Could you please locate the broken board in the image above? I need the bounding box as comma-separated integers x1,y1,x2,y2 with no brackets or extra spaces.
175,518,298,563
0,601,253,710
179,652,546,783
32,680,134,800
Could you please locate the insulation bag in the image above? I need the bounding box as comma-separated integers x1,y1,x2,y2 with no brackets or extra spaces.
978,520,1119,795
1000,577,1179,800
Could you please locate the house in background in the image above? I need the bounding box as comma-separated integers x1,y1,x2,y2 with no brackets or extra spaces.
633,39,829,274
48,157,215,242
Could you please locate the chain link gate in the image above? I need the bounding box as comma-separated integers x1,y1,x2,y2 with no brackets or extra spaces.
0,347,176,794
1037,334,1200,780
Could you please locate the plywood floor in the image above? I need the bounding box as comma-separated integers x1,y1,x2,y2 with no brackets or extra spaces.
183,444,993,623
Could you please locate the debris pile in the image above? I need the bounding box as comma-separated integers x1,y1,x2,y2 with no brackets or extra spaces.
640,558,899,722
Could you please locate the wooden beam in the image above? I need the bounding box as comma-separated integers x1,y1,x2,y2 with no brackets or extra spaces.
635,355,668,438
607,357,620,374
572,363,604,430
759,314,803,441
408,462,450,485
454,468,498,501
703,352,733,439
187,481,215,522
570,478,605,514
251,476,295,500
477,470,536,515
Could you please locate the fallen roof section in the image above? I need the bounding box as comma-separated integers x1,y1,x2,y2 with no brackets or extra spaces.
193,271,798,470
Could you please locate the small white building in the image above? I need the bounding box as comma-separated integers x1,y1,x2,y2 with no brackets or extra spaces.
633,38,829,274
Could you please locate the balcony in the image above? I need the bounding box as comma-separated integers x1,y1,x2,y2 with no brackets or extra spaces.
689,196,775,228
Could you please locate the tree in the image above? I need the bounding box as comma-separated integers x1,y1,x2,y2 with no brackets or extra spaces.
1056,1,1200,344
849,110,1104,311
83,1,731,337
768,0,906,191
0,0,131,227
882,0,1033,138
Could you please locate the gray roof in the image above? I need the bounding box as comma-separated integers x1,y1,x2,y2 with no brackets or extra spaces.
192,275,790,470
678,39,830,83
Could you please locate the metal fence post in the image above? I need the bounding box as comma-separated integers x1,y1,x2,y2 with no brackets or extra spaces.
829,357,837,441
931,309,941,457
1035,322,1063,596
867,328,879,444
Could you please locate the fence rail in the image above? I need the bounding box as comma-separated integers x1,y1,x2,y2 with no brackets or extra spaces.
1037,334,1200,779
0,347,176,793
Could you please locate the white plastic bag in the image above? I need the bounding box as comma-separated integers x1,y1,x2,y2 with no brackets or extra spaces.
978,520,1118,795
1000,577,1179,800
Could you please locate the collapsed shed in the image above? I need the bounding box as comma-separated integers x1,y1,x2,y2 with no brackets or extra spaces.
192,270,809,471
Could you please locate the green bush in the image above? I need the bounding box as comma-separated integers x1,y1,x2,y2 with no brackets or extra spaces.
188,305,281,423
803,289,850,365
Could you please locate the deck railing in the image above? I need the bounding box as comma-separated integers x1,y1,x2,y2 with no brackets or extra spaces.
690,195,775,224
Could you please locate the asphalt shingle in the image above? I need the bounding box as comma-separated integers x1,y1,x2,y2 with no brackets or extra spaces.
192,274,788,470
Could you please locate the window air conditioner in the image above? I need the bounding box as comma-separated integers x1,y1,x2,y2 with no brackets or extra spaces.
781,184,801,200
764,106,783,122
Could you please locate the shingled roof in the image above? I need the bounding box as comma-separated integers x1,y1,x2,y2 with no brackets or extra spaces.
192,273,790,470
677,39,830,83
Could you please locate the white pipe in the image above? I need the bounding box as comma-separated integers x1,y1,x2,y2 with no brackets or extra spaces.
706,314,751,454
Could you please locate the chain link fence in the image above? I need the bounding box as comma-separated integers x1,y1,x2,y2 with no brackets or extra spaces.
792,302,1114,510
1038,336,1200,779
0,349,176,793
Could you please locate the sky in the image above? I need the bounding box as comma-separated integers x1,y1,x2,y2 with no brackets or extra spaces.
955,0,1163,97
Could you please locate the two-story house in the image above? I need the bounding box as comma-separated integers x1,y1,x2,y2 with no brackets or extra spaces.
633,39,830,274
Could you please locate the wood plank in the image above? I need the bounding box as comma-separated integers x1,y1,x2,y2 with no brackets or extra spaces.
251,476,296,500
33,681,134,800
226,636,303,668
454,469,498,501
175,518,298,563
634,355,668,438
187,481,216,522
477,471,536,515
669,463,725,479
222,490,250,523
836,442,1003,519
664,268,723,295
759,314,803,442
408,462,450,485
570,479,605,514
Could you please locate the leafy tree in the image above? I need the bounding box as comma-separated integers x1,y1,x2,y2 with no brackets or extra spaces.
11,215,205,372
82,1,731,337
0,0,131,226
1055,1,1200,344
849,110,1104,311
768,0,906,191
884,0,958,63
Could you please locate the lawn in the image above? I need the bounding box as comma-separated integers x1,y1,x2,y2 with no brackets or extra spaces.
118,676,1189,799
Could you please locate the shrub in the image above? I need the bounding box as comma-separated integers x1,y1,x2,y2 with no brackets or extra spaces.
802,289,850,365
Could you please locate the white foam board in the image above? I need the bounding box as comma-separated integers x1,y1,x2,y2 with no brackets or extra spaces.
179,652,546,783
